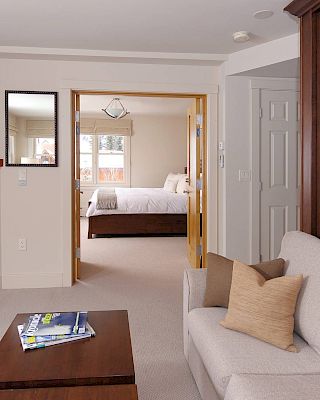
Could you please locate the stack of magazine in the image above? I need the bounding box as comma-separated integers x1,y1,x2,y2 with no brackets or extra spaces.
17,312,95,351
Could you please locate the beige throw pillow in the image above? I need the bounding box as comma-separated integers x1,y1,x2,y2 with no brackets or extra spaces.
220,260,303,352
176,174,189,194
203,253,285,308
163,173,180,193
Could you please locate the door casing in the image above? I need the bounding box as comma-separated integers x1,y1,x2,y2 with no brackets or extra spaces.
71,91,209,281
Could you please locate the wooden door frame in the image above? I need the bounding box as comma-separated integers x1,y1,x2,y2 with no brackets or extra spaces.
285,0,320,236
71,90,209,281
250,78,299,264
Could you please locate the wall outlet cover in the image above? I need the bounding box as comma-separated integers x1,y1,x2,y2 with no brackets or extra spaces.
239,169,251,182
18,238,27,251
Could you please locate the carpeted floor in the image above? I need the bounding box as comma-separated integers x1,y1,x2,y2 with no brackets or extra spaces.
0,218,201,400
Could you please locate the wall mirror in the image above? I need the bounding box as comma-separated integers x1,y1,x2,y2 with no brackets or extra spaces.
5,91,58,166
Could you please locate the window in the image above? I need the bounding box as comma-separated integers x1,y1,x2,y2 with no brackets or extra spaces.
80,134,129,185
27,137,56,164
34,138,56,164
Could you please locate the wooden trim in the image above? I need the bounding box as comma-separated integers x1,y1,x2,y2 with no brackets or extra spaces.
285,0,320,17
71,90,209,280
286,1,320,236
202,98,208,268
72,90,207,99
71,92,76,283
300,11,318,234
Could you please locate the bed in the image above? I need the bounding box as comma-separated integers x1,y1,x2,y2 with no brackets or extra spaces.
86,187,187,238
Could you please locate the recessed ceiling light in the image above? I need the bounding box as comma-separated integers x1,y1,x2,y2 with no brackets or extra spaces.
232,31,250,43
254,10,274,19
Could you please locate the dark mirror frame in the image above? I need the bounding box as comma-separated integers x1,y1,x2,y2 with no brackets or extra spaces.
5,90,58,167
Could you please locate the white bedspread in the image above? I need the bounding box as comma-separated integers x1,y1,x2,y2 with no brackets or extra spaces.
86,187,187,217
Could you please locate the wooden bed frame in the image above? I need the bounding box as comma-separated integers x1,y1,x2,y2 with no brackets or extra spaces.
88,213,187,238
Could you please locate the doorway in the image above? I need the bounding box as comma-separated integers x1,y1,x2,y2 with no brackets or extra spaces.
71,91,209,282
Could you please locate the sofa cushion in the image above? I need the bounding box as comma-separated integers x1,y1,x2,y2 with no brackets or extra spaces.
224,374,320,400
188,308,320,398
203,254,284,308
279,231,320,355
221,261,303,352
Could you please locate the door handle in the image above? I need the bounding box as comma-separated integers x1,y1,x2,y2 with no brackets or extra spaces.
183,190,191,194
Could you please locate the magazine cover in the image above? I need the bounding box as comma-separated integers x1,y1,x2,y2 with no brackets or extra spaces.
20,312,88,336
18,323,95,351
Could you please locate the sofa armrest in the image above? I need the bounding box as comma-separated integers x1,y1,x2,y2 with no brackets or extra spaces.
183,267,207,312
183,267,207,359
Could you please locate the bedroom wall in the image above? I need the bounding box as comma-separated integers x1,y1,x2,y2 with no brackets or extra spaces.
131,115,187,187
0,57,219,288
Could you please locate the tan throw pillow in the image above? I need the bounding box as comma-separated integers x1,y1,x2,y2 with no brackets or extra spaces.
163,173,180,193
203,253,284,308
220,260,303,352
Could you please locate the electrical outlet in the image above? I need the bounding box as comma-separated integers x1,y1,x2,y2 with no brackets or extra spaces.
18,238,27,251
239,169,251,182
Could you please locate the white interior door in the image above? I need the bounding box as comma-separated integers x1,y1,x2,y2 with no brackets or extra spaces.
260,89,300,261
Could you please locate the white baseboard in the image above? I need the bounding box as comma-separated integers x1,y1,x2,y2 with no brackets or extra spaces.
2,273,64,289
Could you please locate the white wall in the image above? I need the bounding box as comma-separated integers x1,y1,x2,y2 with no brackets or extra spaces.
0,58,219,288
225,33,299,76
221,75,299,264
131,115,187,187
224,76,252,263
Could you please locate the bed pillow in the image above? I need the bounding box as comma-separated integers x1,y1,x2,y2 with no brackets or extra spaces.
176,174,189,194
203,253,285,308
163,173,180,192
220,260,303,352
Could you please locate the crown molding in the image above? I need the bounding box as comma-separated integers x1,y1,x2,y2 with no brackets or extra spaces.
285,0,320,17
0,46,228,66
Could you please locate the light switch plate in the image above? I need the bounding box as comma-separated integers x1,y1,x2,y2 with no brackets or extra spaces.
239,169,251,182
18,168,27,186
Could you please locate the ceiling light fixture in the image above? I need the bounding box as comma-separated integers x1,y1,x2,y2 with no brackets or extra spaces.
102,97,130,119
254,10,274,19
232,31,250,43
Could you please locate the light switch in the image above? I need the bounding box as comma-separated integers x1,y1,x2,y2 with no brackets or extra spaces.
18,168,27,186
218,141,225,151
239,169,251,182
219,154,225,168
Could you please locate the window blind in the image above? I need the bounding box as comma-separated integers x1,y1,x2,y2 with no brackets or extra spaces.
80,118,132,136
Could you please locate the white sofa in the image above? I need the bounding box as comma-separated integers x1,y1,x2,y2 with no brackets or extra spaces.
183,231,320,400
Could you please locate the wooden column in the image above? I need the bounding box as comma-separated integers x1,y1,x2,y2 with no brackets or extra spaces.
285,0,320,236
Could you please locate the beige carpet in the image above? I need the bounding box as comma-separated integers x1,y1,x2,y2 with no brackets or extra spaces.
0,218,201,400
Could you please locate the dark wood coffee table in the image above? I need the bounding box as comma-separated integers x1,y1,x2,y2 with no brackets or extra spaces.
0,311,135,390
0,384,138,400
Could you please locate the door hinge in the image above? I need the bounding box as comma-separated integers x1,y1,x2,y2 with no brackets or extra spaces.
75,179,80,191
75,111,80,123
76,247,81,259
196,244,202,256
196,178,202,191
259,108,263,119
259,181,263,191
259,254,263,262
196,114,203,126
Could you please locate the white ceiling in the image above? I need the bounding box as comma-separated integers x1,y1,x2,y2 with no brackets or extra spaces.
0,0,298,55
80,95,193,117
